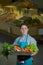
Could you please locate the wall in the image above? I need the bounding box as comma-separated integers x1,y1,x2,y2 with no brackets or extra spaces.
0,22,21,34
29,26,38,36
0,22,38,36
0,22,8,31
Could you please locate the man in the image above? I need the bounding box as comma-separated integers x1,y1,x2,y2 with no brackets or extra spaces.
13,24,39,65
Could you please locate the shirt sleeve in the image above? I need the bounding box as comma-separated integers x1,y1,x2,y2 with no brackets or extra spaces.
30,37,37,45
13,37,20,45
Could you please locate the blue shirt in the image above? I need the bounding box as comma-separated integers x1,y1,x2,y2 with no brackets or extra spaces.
13,34,38,48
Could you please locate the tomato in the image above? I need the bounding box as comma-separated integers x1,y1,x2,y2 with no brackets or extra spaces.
22,48,29,52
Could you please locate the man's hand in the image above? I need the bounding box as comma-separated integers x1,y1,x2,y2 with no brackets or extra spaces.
31,51,38,56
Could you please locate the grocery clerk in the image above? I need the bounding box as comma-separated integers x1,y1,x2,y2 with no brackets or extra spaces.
13,23,39,65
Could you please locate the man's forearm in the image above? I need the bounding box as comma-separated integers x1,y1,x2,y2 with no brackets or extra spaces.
31,51,38,56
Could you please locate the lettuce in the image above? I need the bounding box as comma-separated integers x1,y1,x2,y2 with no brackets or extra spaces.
26,43,39,52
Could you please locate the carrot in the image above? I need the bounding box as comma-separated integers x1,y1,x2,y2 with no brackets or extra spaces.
22,48,29,52
29,49,33,52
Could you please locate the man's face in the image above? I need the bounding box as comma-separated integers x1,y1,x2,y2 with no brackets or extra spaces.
20,25,28,35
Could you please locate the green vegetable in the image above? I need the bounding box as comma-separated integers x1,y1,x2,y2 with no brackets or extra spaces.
9,45,14,51
2,42,14,59
2,48,9,59
26,43,39,52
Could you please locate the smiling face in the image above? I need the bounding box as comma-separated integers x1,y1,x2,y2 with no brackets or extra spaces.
20,25,29,35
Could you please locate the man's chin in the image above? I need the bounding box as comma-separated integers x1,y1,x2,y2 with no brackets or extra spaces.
22,33,27,35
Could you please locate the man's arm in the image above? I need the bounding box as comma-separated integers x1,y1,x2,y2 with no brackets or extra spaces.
31,51,38,56
30,37,39,56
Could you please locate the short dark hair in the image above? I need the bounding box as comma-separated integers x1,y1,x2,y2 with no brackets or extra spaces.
20,23,30,28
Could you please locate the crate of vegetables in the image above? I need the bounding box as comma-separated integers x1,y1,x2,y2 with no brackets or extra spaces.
13,43,39,55
13,45,31,55
1,42,39,59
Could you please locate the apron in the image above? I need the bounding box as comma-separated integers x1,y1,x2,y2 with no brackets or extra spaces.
17,35,33,65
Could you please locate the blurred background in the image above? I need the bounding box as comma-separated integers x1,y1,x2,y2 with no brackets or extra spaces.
0,0,43,65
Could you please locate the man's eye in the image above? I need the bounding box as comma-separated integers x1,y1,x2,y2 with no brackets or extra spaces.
23,28,27,29
21,28,27,29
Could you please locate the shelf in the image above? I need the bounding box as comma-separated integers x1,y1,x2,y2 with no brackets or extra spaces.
28,23,43,27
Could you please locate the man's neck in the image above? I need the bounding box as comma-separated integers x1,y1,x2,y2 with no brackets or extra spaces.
22,34,28,37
